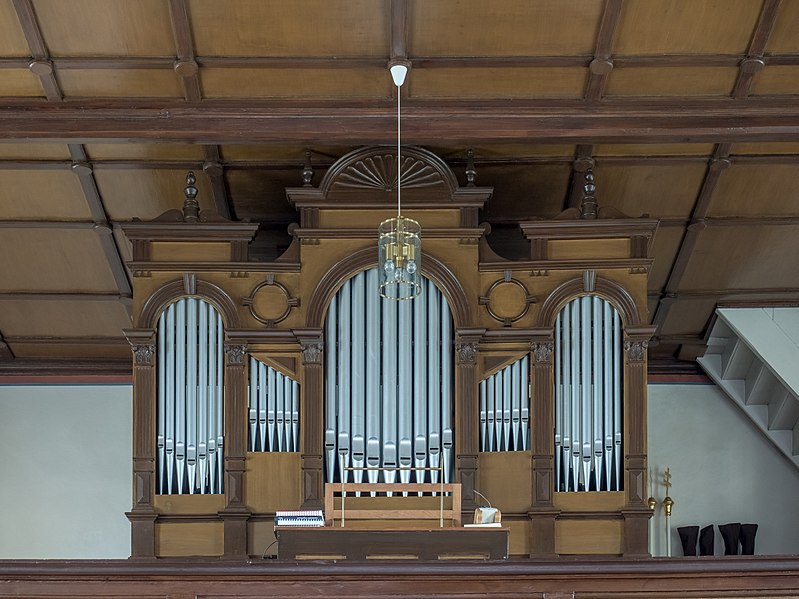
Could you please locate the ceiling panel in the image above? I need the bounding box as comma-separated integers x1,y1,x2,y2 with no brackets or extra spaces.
658,298,718,336
730,142,799,155
200,67,391,99
0,229,120,292
0,299,131,337
479,164,571,221
410,67,587,99
614,0,761,55
0,143,71,160
33,0,174,57
95,168,214,221
766,0,799,54
226,169,299,224
0,0,30,56
751,66,799,95
594,164,705,218
9,340,130,360
0,69,44,97
709,164,799,217
84,143,206,161
680,225,799,290
221,145,356,164
409,0,603,56
594,144,715,157
605,66,738,97
0,170,91,219
647,225,684,291
57,69,183,98
188,0,388,57
437,144,575,160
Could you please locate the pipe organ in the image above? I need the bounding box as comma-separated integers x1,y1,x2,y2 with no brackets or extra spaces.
248,358,300,452
156,298,225,495
554,296,623,493
479,356,530,452
123,147,656,559
324,269,454,487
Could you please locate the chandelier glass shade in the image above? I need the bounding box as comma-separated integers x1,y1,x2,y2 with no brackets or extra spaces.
378,60,420,300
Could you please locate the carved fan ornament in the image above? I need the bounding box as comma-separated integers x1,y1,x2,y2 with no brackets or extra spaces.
333,153,446,191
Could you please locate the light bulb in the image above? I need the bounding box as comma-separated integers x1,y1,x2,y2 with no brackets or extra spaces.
406,260,417,274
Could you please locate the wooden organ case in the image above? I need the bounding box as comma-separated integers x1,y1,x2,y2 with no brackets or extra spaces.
121,147,658,558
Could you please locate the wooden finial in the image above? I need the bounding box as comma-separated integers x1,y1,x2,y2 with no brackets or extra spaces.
580,171,597,220
465,148,477,187
302,150,314,186
182,171,200,222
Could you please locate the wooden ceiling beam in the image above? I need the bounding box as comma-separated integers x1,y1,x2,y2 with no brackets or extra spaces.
733,0,782,98
585,0,623,102
67,144,133,301
203,145,232,220
2,101,799,144
11,0,62,101
167,0,202,102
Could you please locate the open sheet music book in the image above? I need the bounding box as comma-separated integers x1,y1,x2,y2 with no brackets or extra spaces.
274,509,325,527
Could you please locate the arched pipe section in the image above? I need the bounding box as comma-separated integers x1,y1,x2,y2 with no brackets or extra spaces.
537,275,641,329
139,278,240,330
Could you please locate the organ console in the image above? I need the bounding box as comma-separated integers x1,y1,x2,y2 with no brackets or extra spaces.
122,146,657,559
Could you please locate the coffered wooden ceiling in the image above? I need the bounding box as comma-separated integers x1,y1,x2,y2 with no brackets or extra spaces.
1,0,798,375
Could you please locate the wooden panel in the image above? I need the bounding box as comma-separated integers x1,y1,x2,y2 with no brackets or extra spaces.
84,143,206,161
731,142,799,155
320,209,459,229
681,225,799,289
648,226,684,291
767,0,799,53
156,522,223,557
150,241,231,262
595,164,706,219
0,0,32,56
244,452,301,513
431,144,575,159
0,69,44,97
200,67,391,99
188,0,388,57
548,239,630,260
8,340,129,359
33,0,175,56
556,519,623,554
751,66,799,95
504,518,530,556
553,491,625,512
410,0,603,55
605,67,738,97
0,300,131,337
476,451,532,514
220,144,354,162
710,164,799,217
58,69,183,98
614,0,762,55
0,142,70,159
154,494,225,514
411,67,587,99
480,164,571,220
0,229,119,291
95,169,214,220
594,143,714,157
658,298,718,336
0,170,91,219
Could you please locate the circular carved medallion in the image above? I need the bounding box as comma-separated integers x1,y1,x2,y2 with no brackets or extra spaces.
480,277,535,326
243,278,298,327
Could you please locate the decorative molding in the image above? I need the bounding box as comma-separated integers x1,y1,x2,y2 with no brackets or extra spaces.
479,274,536,326
224,344,247,365
624,340,648,363
183,273,196,295
139,278,240,329
532,341,554,364
456,342,478,364
132,344,155,366
301,342,324,365
583,270,597,292
538,275,641,328
242,275,299,327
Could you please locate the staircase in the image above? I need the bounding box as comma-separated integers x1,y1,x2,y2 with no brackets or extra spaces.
697,307,799,470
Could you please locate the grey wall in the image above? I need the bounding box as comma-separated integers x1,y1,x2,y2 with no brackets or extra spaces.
648,382,799,556
1,381,798,558
0,385,132,558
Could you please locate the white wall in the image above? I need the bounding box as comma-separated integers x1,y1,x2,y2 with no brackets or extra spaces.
2,381,798,558
0,385,132,558
648,383,799,556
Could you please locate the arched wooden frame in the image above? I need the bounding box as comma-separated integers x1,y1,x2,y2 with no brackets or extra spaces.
306,246,471,329
139,278,240,330
536,275,641,329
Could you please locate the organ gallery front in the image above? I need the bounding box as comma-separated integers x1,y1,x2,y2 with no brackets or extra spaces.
121,146,657,559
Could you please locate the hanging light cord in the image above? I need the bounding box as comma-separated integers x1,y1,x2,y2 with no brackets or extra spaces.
397,81,401,218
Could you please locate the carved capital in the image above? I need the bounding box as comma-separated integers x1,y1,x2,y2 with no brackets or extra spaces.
133,344,155,366
532,341,554,364
224,343,247,365
624,340,648,362
302,341,324,365
456,341,478,364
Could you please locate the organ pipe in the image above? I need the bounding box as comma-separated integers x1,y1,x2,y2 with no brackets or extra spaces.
247,357,300,453
479,356,530,452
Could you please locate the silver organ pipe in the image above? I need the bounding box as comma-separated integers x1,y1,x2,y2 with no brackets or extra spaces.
479,356,530,452
247,357,300,453
324,270,454,488
156,298,224,494
554,295,623,492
